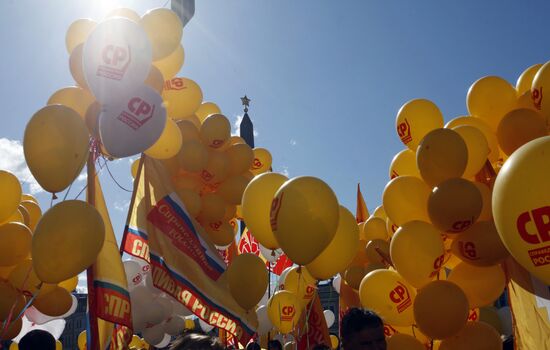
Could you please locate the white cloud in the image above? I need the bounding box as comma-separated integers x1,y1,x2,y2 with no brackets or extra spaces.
290,139,297,146
0,138,43,194
76,272,88,294
281,166,290,177
114,199,130,212
232,114,259,138
76,173,87,182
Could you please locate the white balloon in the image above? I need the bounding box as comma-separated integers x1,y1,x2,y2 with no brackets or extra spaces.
99,85,166,158
156,296,173,321
134,258,152,276
145,300,167,325
144,270,162,297
24,295,78,325
199,319,214,332
278,266,293,291
142,323,165,346
498,306,513,336
124,260,143,291
256,305,273,335
171,299,192,317
260,245,283,263
165,315,185,336
332,275,342,294
13,316,66,343
155,333,172,348
323,309,335,328
83,18,152,103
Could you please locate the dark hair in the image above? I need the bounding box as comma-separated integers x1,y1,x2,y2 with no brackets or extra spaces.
312,344,331,350
341,308,384,341
169,332,225,350
268,339,283,350
246,342,261,350
19,330,56,350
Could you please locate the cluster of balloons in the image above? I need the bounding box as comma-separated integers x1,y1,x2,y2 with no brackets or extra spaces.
0,170,86,345
121,258,196,347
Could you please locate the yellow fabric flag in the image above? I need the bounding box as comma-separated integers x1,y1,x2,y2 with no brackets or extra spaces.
122,157,258,344
356,183,369,223
504,257,550,349
88,173,133,350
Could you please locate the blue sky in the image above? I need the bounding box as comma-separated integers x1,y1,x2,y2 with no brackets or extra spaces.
1,0,550,282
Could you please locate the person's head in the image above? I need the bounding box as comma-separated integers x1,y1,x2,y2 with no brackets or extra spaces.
19,330,56,350
246,341,261,350
312,344,331,350
169,332,225,350
268,339,283,350
341,308,386,350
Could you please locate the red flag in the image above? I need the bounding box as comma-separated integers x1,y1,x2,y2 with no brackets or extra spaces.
270,254,293,276
238,228,261,256
356,183,369,223
297,293,331,349
338,281,361,337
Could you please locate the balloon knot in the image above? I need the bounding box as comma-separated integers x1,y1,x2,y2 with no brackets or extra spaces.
52,193,58,200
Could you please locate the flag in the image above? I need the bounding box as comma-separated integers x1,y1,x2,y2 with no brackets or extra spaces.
296,292,331,350
87,163,132,350
356,183,369,223
121,157,257,344
237,227,261,256
269,255,293,276
504,257,550,349
338,281,361,337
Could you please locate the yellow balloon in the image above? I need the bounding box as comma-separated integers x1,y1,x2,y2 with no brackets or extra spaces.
48,86,96,119
451,221,509,267
439,321,501,350
384,324,430,346
69,44,88,89
19,200,42,232
271,176,339,265
445,116,500,163
395,99,444,151
306,206,360,280
283,266,316,306
372,205,387,221
227,253,268,310
496,108,547,156
56,340,63,350
531,60,550,118
448,263,505,308
267,290,302,334
33,286,73,316
199,150,229,184
197,193,225,223
389,149,420,179
184,318,195,329
452,125,490,178
145,65,165,94
145,117,182,159
0,280,26,321
349,239,370,268
516,63,543,96
200,114,231,149
32,200,105,283
163,77,203,119
428,178,482,234
58,275,79,292
78,330,87,349
0,223,32,267
0,170,22,224
196,102,222,124
492,136,550,283
140,8,183,60
176,188,202,218
66,18,96,54
105,7,141,22
390,221,445,288
8,259,42,295
361,216,389,241
0,317,22,340
225,143,254,176
179,140,209,173
344,265,368,290
131,158,141,179
467,76,517,130
417,128,468,187
24,105,89,193
242,173,288,249
387,334,425,350
250,148,273,175
217,176,250,205
365,239,390,265
478,306,503,334
414,280,469,340
173,174,202,192
473,182,492,221
21,194,38,204
382,176,431,227
153,44,185,80
386,217,399,238
329,334,339,350
359,269,416,326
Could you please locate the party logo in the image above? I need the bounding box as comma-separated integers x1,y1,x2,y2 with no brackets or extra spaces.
468,308,479,321
390,170,399,179
98,44,131,80
117,97,156,130
450,219,473,233
429,254,445,277
252,157,263,170
270,193,284,231
397,118,412,144
281,305,296,321
517,206,550,266
165,78,187,91
200,169,214,182
389,282,412,313
532,87,543,110
304,285,315,299
209,221,222,231
459,241,479,261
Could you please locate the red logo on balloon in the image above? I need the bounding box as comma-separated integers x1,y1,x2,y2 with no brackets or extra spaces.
270,193,284,232
165,78,187,91
389,282,411,313
429,254,445,278
200,170,214,182
468,309,479,321
517,206,550,267
98,44,131,80
459,241,479,260
281,305,295,321
532,87,543,110
252,158,263,170
397,119,412,144
450,219,473,233
117,97,156,130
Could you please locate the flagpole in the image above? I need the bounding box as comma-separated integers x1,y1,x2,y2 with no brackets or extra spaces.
119,155,145,256
86,152,100,350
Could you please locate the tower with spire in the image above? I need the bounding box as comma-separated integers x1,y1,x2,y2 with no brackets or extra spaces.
239,95,254,148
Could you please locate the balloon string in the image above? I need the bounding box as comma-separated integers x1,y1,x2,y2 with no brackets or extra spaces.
103,157,133,192
163,0,170,7
73,158,106,200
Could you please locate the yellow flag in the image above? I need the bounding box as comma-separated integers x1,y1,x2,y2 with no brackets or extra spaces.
356,183,369,223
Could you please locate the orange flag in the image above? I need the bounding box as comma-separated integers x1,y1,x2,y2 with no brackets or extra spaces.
356,183,369,223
